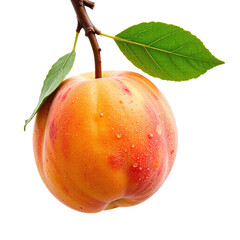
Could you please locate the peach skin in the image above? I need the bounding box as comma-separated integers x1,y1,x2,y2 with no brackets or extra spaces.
33,71,177,213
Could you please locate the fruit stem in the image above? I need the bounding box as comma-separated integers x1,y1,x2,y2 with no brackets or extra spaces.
70,0,102,79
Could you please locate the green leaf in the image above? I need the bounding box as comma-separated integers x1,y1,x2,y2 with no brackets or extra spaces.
24,51,76,131
114,22,224,81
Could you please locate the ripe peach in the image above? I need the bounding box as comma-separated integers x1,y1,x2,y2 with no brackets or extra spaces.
33,71,177,213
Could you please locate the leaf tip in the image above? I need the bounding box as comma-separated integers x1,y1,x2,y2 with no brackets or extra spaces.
24,120,28,131
219,59,225,65
24,115,34,132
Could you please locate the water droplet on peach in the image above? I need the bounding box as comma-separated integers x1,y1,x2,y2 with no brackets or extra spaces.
148,133,153,139
132,163,138,168
139,166,143,170
116,134,122,139
100,113,104,117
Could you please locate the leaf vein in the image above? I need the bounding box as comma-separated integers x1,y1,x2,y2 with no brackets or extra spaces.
149,31,179,46
123,42,144,68
171,40,197,53
129,25,160,40
186,58,202,73
144,47,171,78
168,54,183,72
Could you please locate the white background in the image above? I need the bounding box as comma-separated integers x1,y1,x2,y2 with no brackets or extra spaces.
1,0,239,239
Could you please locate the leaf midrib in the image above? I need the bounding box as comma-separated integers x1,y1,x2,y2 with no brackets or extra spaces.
115,35,221,64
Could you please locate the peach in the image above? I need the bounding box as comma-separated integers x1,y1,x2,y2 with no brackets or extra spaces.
33,71,177,213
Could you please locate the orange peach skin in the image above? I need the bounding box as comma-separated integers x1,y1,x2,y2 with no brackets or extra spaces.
33,71,177,213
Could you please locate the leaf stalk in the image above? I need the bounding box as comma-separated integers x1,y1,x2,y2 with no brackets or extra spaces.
73,31,80,51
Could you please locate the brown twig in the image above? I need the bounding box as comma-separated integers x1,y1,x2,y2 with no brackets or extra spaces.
70,0,102,78
76,21,82,33
83,0,95,9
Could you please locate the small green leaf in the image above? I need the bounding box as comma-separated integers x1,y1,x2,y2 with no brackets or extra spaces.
24,51,76,131
114,22,224,81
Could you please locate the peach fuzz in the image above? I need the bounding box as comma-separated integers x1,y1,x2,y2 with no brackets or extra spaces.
33,71,177,213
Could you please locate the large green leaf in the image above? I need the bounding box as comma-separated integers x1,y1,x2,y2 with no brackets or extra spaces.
114,22,224,81
24,51,76,131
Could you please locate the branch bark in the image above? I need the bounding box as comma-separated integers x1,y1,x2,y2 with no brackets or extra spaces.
83,0,95,9
70,0,102,79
